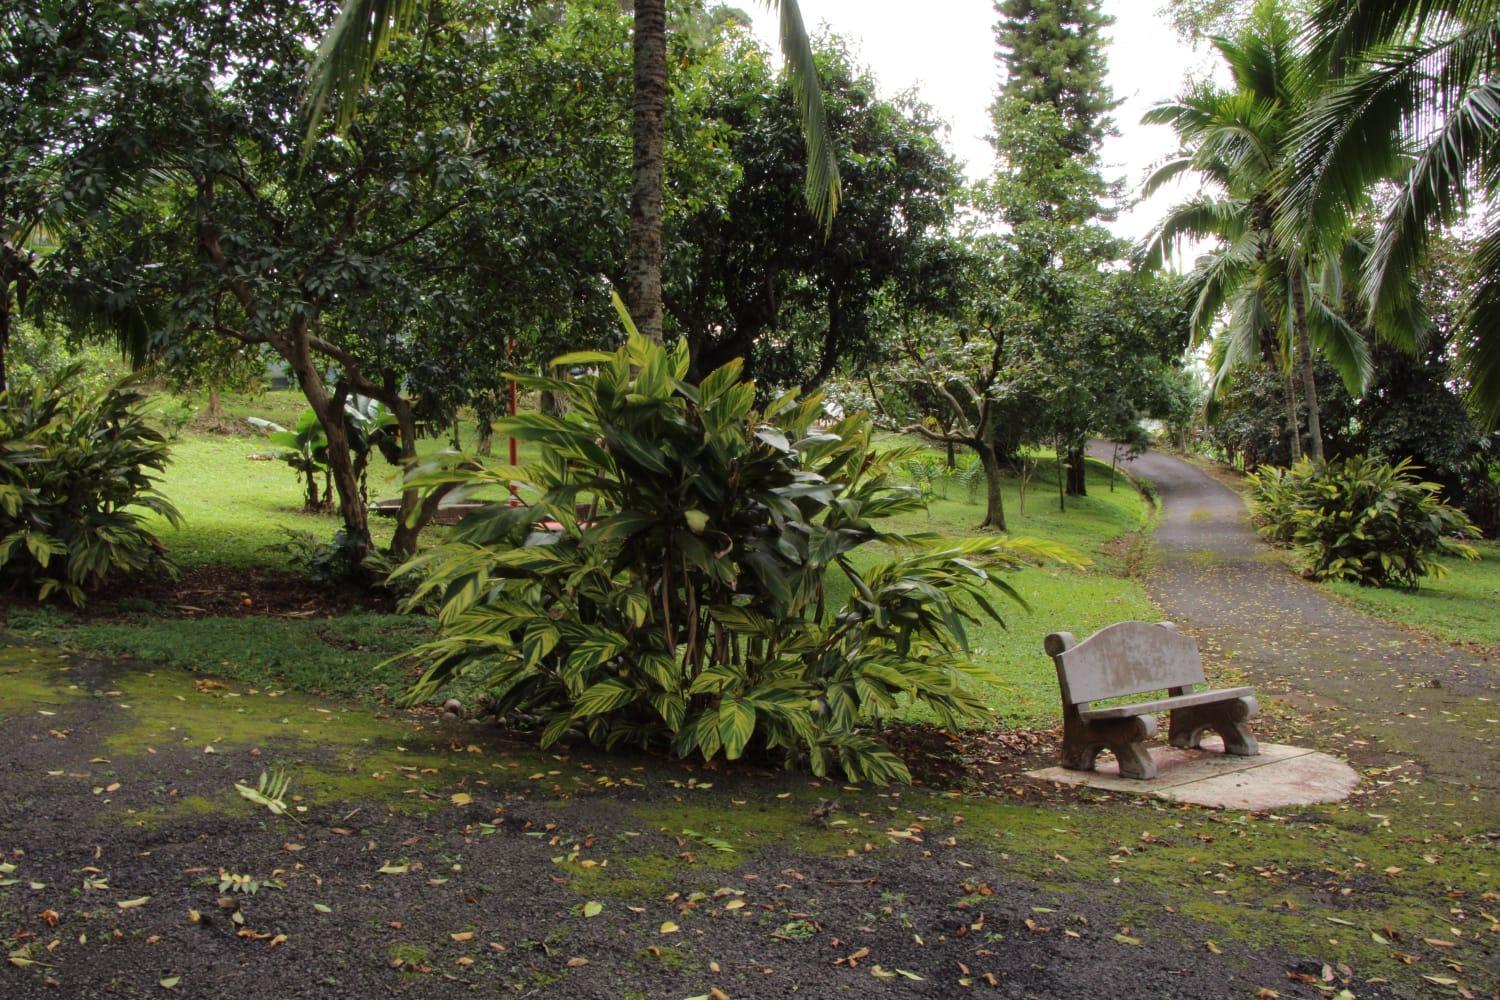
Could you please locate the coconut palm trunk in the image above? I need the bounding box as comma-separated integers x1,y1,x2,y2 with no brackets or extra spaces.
626,0,668,342
1290,274,1325,465
1282,369,1302,462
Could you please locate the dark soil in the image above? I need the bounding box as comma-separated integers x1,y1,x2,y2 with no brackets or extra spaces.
0,650,1332,999
4,566,399,621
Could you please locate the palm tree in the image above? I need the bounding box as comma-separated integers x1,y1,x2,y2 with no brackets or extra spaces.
1287,0,1498,428
303,0,841,342
1138,1,1406,465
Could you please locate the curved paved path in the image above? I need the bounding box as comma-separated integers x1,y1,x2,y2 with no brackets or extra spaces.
1104,447,1500,791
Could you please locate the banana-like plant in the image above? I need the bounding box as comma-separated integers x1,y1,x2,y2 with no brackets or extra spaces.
249,396,398,511
248,410,330,512
394,316,1077,784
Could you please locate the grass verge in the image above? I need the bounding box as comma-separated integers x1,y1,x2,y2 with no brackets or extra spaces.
1322,540,1500,650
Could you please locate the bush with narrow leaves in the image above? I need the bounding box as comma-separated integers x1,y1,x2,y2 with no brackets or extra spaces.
395,324,1075,784
1247,456,1478,589
0,368,181,605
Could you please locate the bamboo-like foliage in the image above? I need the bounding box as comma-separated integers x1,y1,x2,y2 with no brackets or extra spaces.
1248,455,1479,589
392,317,1073,784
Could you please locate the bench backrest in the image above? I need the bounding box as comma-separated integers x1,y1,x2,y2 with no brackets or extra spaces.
1044,621,1205,705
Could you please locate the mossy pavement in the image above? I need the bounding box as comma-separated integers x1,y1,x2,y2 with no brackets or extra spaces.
1,621,1495,997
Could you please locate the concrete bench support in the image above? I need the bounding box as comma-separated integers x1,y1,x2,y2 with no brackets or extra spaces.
1045,622,1259,781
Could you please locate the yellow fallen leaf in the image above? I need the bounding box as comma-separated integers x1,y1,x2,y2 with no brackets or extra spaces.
660,920,680,934
116,897,150,909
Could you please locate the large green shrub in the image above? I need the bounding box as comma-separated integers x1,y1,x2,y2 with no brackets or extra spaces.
396,329,1071,783
0,369,182,604
1247,456,1478,589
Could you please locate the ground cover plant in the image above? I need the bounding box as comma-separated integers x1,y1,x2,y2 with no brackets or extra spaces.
1248,456,1480,589
0,369,181,605
398,330,1079,783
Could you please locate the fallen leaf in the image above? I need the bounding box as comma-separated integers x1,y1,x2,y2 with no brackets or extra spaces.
117,897,150,909
660,920,680,934
583,901,603,918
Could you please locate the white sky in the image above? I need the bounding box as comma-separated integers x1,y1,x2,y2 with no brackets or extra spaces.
750,0,1213,243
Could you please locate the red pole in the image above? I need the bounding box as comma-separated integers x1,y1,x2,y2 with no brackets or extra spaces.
507,334,520,504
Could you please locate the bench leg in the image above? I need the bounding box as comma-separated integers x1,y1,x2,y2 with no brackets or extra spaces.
1168,696,1260,756
1061,714,1158,780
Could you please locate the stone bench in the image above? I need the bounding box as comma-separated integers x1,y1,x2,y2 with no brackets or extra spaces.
1044,621,1259,780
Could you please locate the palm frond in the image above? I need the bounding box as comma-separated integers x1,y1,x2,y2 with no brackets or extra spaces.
1136,195,1248,271
1363,76,1500,320
1286,19,1498,249
1458,213,1500,428
1182,235,1261,345
1307,0,1492,72
1213,292,1271,386
764,0,841,233
1303,282,1374,393
302,0,423,148
1139,156,1200,199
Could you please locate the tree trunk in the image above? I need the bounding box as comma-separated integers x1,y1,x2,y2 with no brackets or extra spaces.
303,468,320,513
389,399,425,559
1066,446,1087,496
1055,439,1066,513
319,409,370,555
207,385,221,417
0,272,13,394
288,348,372,562
1282,369,1302,463
1290,278,1325,466
977,442,1007,531
626,0,667,342
946,439,955,469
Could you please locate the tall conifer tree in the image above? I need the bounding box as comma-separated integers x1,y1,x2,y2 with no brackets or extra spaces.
992,0,1118,162
988,0,1121,494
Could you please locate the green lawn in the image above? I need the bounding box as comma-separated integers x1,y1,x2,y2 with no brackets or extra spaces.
10,405,1161,725
2,606,432,701
840,456,1159,728
1323,539,1500,649
145,389,522,568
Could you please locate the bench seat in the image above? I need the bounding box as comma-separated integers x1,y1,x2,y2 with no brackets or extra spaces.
1079,686,1255,721
1045,622,1260,780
